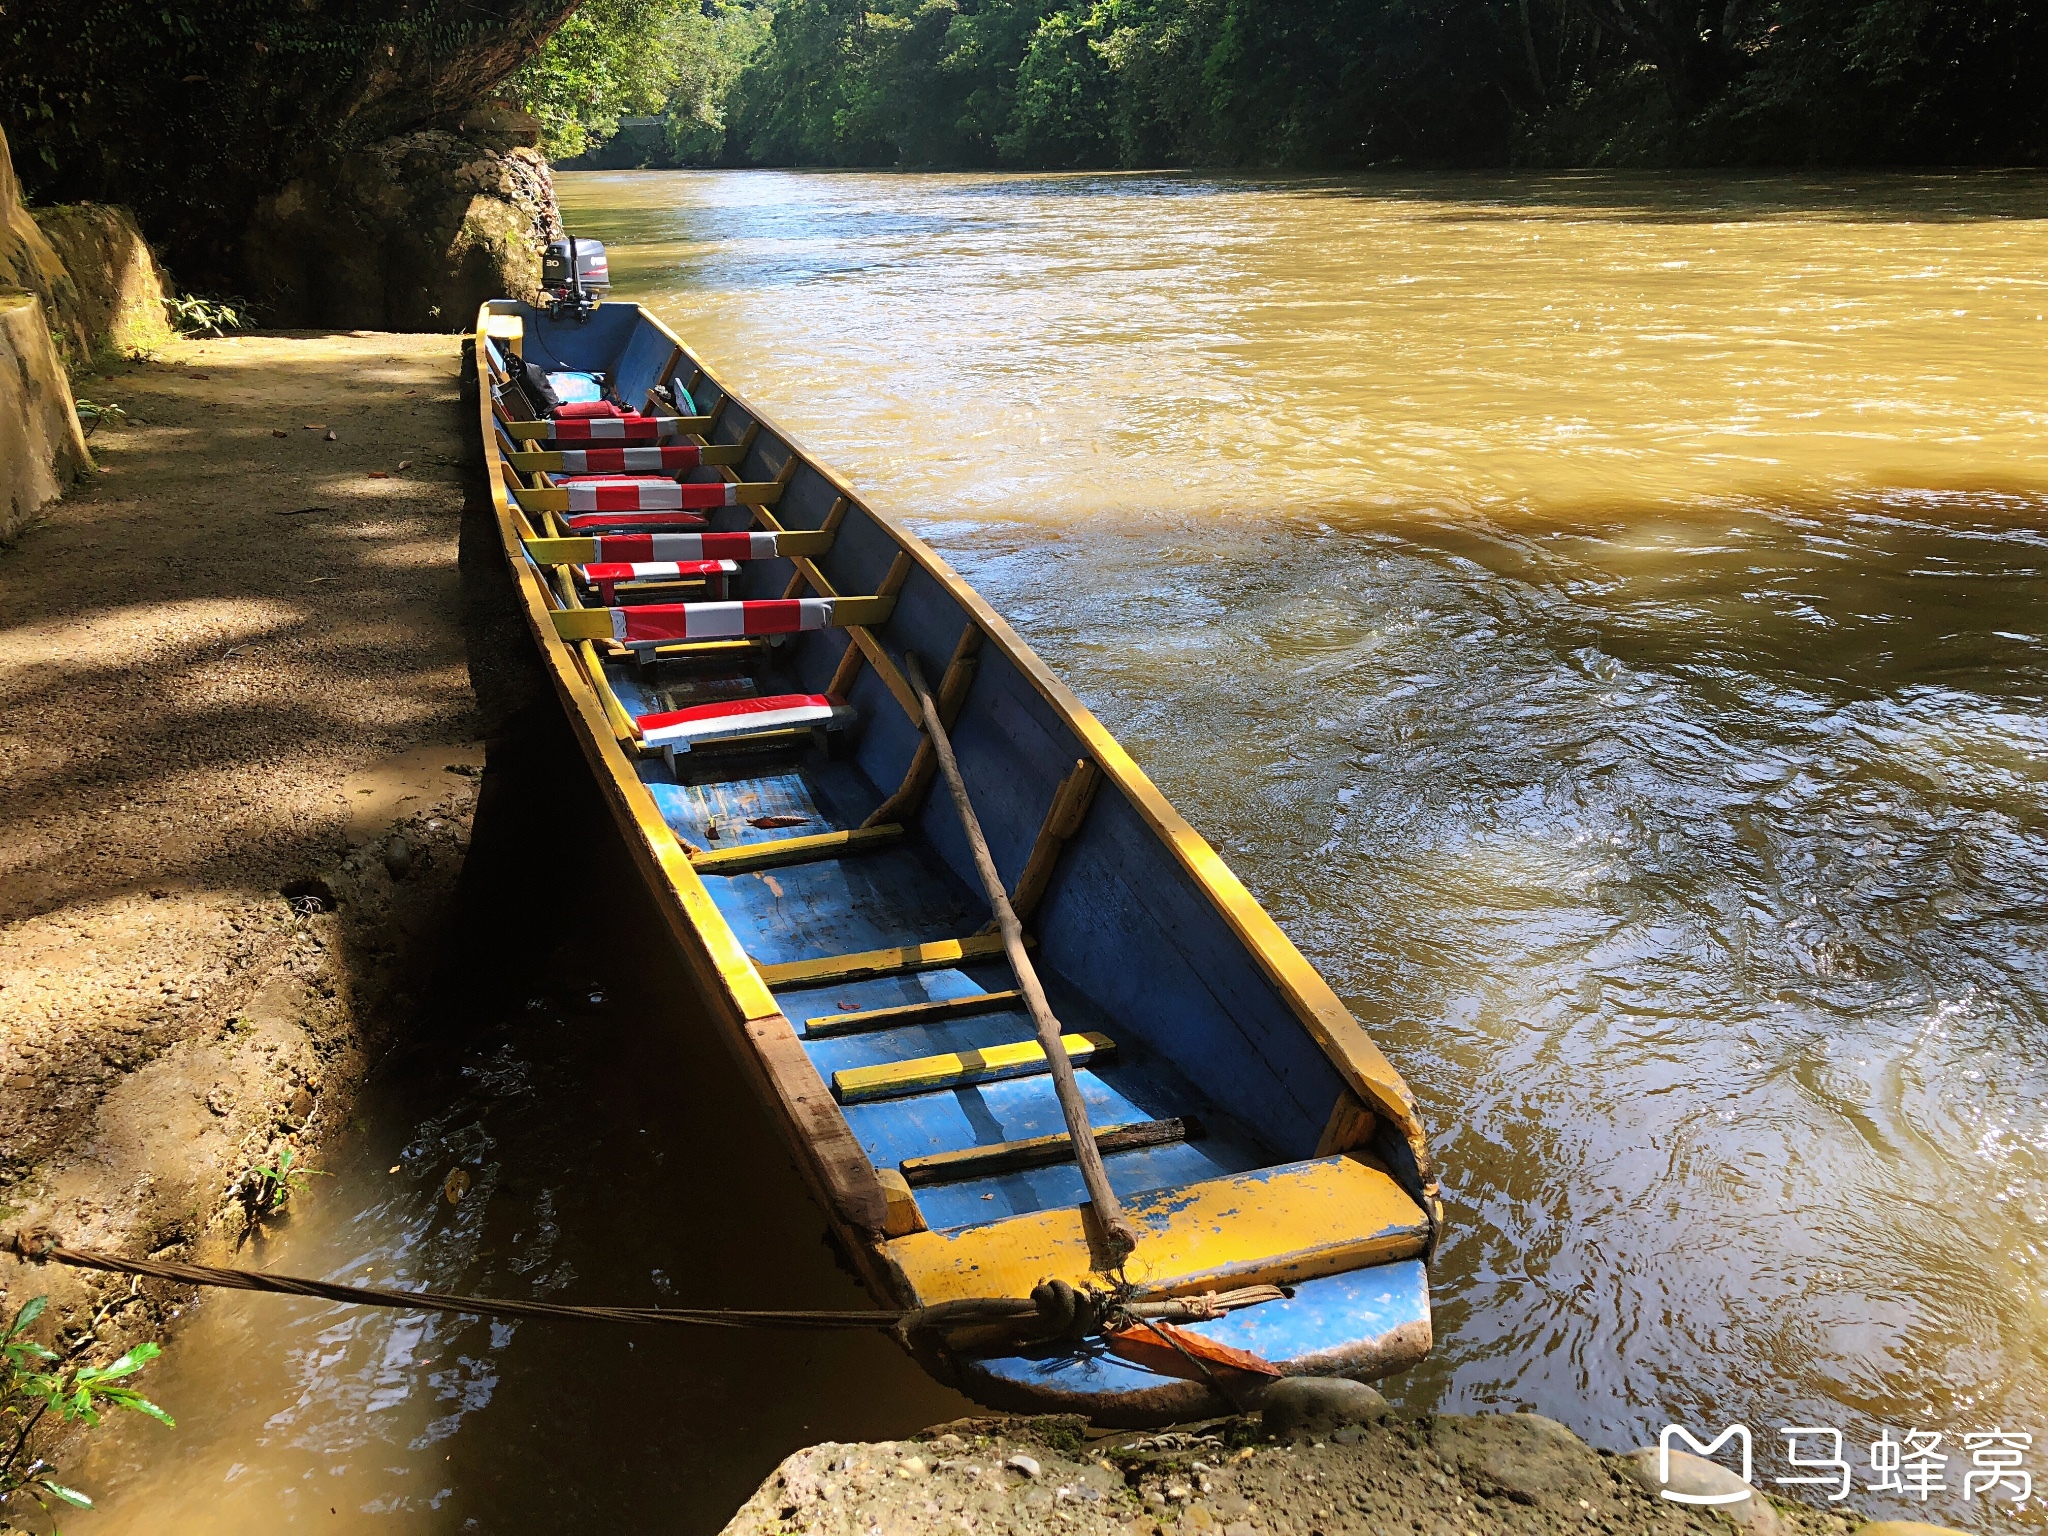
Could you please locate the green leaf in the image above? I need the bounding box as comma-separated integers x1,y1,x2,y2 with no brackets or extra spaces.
99,1387,175,1427
9,1294,48,1336
80,1341,160,1383
37,1478,94,1508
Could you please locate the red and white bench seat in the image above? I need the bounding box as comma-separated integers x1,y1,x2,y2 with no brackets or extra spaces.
545,445,709,474
549,478,750,513
544,415,664,444
637,692,853,751
579,531,791,563
559,510,711,531
606,598,837,650
579,558,739,603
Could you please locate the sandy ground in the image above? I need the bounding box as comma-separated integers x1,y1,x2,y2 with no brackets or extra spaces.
0,330,497,1351
724,1412,1867,1536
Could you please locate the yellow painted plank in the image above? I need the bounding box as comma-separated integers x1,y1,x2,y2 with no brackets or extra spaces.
833,1032,1113,1104
551,609,614,641
523,536,602,565
804,989,1024,1039
757,932,1017,989
690,824,904,875
885,1153,1429,1302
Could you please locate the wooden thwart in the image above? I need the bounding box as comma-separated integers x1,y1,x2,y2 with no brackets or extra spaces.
900,1117,1197,1187
832,1033,1115,1105
804,989,1025,1039
503,414,717,439
757,932,1018,989
690,824,904,876
523,530,835,565
550,594,897,641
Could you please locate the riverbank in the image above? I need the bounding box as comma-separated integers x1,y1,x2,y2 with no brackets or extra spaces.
724,1407,1879,1536
0,331,492,1362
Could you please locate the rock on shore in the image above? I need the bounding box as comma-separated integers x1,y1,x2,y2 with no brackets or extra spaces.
723,1411,1866,1536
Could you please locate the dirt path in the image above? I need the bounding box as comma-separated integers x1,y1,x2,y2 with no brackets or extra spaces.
0,330,499,1351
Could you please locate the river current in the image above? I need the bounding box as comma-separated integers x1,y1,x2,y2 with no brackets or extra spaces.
55,169,2048,1533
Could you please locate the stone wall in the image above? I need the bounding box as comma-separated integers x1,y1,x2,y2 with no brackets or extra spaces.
243,107,560,329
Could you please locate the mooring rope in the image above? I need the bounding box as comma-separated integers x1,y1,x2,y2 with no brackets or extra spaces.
0,1231,1287,1347
2,1230,907,1331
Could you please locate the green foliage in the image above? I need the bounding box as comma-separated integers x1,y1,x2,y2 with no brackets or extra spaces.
1,1296,174,1523
163,296,252,338
508,0,774,161
710,0,2048,169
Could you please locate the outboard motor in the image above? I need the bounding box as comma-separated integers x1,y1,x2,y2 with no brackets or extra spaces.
541,235,610,322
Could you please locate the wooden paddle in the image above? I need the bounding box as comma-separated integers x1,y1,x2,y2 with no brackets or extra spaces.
902,651,1141,1266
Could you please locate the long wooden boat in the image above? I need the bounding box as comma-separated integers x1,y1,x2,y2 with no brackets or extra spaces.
473,291,1444,1423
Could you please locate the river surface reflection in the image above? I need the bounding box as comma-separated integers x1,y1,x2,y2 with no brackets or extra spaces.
55,169,2048,1533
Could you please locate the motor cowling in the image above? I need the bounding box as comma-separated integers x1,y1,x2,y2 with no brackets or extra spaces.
542,236,610,319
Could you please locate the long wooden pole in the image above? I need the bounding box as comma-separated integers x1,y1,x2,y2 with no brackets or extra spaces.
902,652,1140,1266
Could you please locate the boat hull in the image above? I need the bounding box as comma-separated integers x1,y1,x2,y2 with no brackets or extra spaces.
475,297,1441,1418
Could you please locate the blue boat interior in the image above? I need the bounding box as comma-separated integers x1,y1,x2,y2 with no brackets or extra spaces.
491,300,1432,1393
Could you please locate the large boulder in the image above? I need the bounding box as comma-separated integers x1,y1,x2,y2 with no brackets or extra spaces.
244,122,560,330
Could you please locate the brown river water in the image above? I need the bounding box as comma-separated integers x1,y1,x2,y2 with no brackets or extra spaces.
51,170,2048,1533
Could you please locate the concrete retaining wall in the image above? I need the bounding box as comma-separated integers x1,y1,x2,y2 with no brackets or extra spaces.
0,287,90,541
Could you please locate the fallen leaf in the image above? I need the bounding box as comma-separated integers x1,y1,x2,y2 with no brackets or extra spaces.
703,823,720,840
271,428,288,437
397,459,412,471
189,372,210,380
278,506,331,516
388,1165,401,1174
368,471,389,479
443,1167,471,1204
763,875,785,898
748,814,808,829
325,430,337,441
304,423,326,430
836,1000,857,1010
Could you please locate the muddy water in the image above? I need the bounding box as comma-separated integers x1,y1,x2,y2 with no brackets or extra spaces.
51,726,972,1534
52,170,2048,1533
553,170,2048,1524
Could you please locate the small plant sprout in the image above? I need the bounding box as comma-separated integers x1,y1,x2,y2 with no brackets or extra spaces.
163,295,252,337
72,399,127,437
0,1295,174,1521
243,1146,324,1227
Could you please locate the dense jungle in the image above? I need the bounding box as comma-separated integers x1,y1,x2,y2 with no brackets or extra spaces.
507,0,2048,170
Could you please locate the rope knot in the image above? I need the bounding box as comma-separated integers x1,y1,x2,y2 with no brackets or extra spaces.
5,1229,58,1263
